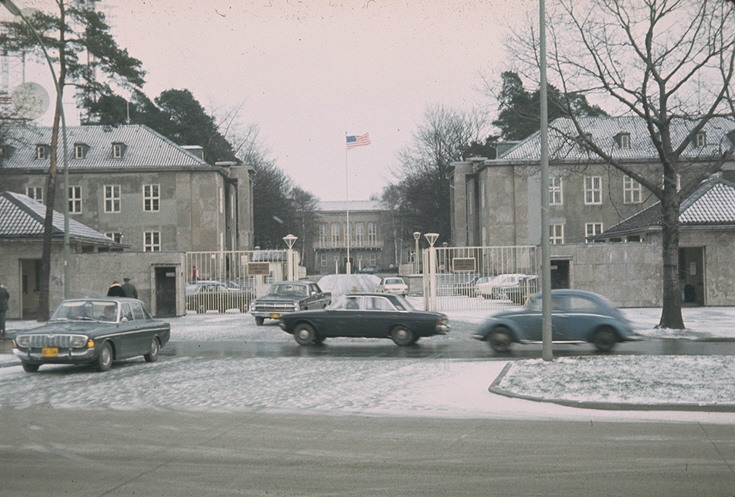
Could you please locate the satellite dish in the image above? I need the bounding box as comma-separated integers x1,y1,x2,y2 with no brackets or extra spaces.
12,82,50,120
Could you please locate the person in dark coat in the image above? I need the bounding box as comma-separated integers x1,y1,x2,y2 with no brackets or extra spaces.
106,280,126,297
121,278,138,299
0,283,9,335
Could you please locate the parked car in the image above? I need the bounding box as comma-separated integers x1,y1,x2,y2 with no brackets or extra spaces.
12,298,170,372
249,281,331,325
278,292,450,346
452,274,482,297
359,266,377,274
473,289,641,353
475,273,537,303
376,276,409,296
186,280,255,313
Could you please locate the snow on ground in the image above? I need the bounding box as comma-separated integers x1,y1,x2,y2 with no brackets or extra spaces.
2,301,735,422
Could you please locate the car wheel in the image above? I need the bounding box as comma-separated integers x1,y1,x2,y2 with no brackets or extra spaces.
144,337,160,363
391,325,415,346
593,326,617,352
313,335,326,345
97,342,113,372
294,323,317,345
255,317,265,326
489,327,512,353
21,362,39,373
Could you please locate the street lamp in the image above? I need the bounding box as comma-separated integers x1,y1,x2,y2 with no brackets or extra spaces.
1,0,70,298
282,234,297,281
424,233,439,311
413,231,421,274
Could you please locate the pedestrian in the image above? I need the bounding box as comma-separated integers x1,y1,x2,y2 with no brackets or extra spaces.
121,277,138,299
191,266,199,283
106,280,126,297
0,283,9,335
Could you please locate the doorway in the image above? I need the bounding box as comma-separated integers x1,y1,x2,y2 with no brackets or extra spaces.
154,266,178,317
679,247,704,306
20,259,41,320
550,259,570,289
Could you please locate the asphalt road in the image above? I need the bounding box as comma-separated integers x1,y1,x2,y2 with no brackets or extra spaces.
2,406,733,497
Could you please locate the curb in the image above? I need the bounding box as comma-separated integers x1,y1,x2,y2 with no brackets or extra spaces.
488,362,735,413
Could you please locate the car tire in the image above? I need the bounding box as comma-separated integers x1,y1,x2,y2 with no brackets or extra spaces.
391,325,415,346
97,342,113,372
593,326,617,352
255,317,265,326
294,323,317,345
144,337,160,363
489,327,512,353
21,362,39,373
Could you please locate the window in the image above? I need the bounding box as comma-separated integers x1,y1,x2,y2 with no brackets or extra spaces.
68,186,82,214
144,231,161,252
367,222,377,245
615,133,631,149
550,224,564,245
369,253,377,266
318,223,328,246
112,143,125,159
623,176,642,204
584,176,602,204
104,185,121,212
74,144,87,159
143,184,160,212
355,222,365,246
331,223,340,245
585,223,603,241
36,145,48,160
25,187,43,203
696,132,707,147
105,232,123,243
549,177,563,205
320,253,328,268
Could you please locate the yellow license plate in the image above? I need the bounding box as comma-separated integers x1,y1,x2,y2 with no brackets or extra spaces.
42,347,58,357
270,313,280,319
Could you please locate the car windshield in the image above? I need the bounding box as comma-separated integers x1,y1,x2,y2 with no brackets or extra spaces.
267,283,308,297
51,300,120,323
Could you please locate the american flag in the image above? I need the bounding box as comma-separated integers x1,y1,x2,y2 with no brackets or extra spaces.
346,132,371,149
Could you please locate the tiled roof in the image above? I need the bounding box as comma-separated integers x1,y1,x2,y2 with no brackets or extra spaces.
500,116,735,163
318,200,383,212
0,124,209,170
0,191,120,245
601,177,735,236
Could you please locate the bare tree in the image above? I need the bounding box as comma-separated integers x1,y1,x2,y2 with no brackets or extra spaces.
505,0,735,329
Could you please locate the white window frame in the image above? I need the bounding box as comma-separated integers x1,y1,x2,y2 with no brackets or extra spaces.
623,176,642,204
367,222,377,245
550,224,564,245
25,186,43,203
369,253,377,266
143,184,160,212
355,222,365,246
112,143,124,159
331,223,340,246
584,176,602,205
144,231,161,252
318,223,328,246
105,232,123,243
104,185,121,213
696,132,707,147
68,186,82,214
619,133,630,149
74,144,86,159
320,253,328,268
549,177,563,205
585,222,603,242
36,145,47,160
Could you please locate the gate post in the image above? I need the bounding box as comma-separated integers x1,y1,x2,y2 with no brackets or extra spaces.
425,233,439,312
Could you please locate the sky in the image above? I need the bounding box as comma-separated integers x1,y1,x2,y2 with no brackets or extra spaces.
2,0,532,202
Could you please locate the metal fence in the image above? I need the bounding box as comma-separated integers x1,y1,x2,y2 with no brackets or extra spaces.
184,250,288,314
423,245,539,311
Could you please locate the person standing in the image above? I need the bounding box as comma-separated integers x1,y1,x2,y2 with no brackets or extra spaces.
0,283,9,335
191,266,199,283
107,280,126,297
121,277,138,299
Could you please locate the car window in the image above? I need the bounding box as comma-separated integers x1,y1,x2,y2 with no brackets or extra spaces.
132,302,146,320
367,296,396,311
121,302,134,321
529,296,565,311
568,296,600,312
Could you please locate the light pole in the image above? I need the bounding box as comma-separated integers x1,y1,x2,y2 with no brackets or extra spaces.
1,0,70,298
282,234,297,281
413,231,421,274
424,233,439,312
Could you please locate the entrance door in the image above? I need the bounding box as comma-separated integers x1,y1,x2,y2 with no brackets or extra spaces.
20,259,41,320
550,259,570,289
155,267,177,317
679,247,704,306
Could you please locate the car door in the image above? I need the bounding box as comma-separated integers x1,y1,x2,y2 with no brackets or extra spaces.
329,296,366,337
517,295,566,341
363,296,398,337
562,295,603,340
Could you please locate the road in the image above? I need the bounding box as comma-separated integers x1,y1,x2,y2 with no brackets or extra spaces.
2,406,734,497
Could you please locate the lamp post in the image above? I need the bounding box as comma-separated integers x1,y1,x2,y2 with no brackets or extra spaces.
413,231,421,275
282,234,297,281
1,0,70,298
424,233,439,312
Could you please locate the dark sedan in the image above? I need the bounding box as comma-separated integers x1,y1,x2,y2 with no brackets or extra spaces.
12,298,170,372
278,293,450,346
473,289,641,353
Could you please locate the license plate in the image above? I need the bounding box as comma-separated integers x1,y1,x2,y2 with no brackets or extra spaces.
42,347,58,358
270,313,280,319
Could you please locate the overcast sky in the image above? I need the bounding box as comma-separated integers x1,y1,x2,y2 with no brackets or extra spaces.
7,0,532,201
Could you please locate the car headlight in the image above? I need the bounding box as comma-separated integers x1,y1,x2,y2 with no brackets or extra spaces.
293,302,300,311
249,301,256,311
69,335,90,348
15,335,30,347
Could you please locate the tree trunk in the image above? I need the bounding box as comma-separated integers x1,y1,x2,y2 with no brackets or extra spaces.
658,193,685,330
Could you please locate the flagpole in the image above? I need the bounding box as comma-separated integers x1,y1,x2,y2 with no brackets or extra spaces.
345,132,351,275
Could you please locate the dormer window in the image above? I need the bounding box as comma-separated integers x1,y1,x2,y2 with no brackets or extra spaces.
36,144,50,160
614,132,631,149
112,142,126,159
74,143,89,159
695,132,707,147
0,144,15,159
